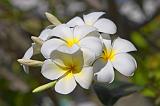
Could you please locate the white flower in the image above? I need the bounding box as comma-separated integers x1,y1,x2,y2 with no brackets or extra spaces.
93,37,137,83
41,24,103,65
67,12,117,34
41,50,93,94
22,29,52,73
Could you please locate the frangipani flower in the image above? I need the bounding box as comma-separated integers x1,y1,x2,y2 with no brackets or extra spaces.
41,50,93,94
93,37,137,83
18,11,138,96
22,29,52,73
67,12,117,34
41,24,103,65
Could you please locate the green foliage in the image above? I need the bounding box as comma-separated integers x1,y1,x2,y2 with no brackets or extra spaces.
131,17,160,105
93,81,141,106
131,32,148,49
0,78,35,106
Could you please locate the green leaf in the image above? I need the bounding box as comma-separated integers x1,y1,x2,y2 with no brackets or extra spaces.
32,81,56,93
142,88,156,97
93,81,142,106
131,32,148,48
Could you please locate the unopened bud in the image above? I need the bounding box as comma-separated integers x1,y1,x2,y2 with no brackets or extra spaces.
31,36,44,45
32,81,56,93
45,12,61,26
17,59,43,67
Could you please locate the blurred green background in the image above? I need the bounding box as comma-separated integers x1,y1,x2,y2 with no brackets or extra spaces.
0,0,160,106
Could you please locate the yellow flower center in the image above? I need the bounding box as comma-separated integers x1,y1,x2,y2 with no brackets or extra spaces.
58,64,80,80
65,64,80,74
66,37,80,47
68,64,76,72
101,49,116,61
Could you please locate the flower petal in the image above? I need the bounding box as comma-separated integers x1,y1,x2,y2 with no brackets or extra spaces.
103,39,112,53
57,44,80,54
73,25,96,40
83,12,105,25
93,58,107,73
94,18,117,34
79,36,103,57
67,16,84,27
81,48,96,66
74,67,93,89
41,59,66,80
95,61,114,83
23,47,33,59
51,24,73,40
39,29,52,41
55,73,77,94
51,49,83,70
112,53,137,76
41,38,64,58
22,47,33,73
50,50,72,67
100,33,111,40
113,37,137,54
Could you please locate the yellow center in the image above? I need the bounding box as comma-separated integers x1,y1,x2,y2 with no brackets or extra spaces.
66,37,80,47
65,64,80,74
101,49,116,61
58,64,80,80
68,64,76,72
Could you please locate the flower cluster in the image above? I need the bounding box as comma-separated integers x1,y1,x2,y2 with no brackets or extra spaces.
18,12,137,94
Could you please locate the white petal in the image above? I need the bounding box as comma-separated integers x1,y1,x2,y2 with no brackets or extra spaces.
113,37,137,54
51,24,73,40
83,12,105,25
22,65,29,73
22,44,42,73
57,44,80,54
41,39,64,58
71,50,84,71
112,53,137,76
93,58,107,73
95,61,114,83
74,67,93,89
81,48,96,66
100,33,111,40
67,16,84,27
41,60,66,80
23,47,33,59
50,51,73,66
79,36,103,57
55,73,77,94
22,47,33,73
103,39,112,53
94,18,117,34
39,29,52,41
87,31,100,38
73,25,96,40
51,49,83,70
